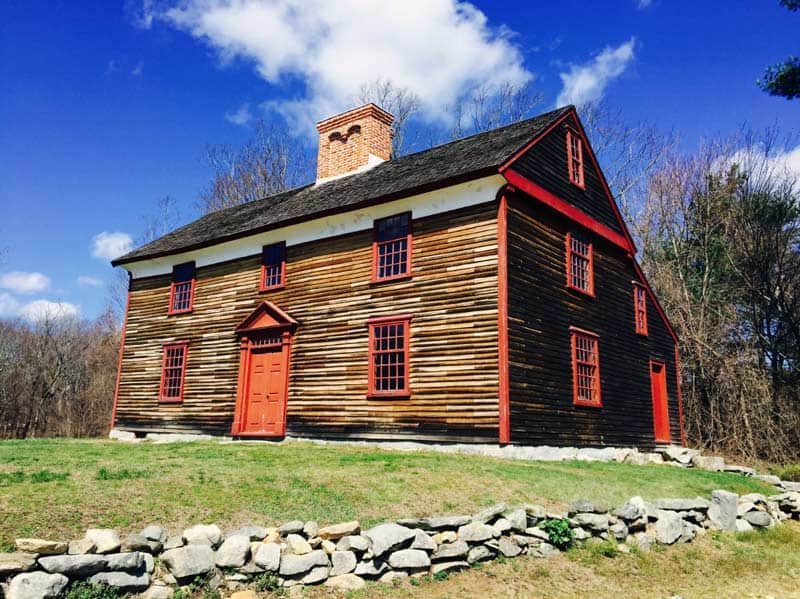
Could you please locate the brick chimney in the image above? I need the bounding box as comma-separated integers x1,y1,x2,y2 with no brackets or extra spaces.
315,103,394,182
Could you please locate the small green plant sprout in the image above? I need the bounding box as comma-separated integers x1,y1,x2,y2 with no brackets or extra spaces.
540,518,575,550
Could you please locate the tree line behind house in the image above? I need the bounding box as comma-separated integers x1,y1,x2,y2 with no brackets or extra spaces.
0,83,797,464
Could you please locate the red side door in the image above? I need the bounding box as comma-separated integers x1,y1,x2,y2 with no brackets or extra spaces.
243,347,286,435
650,361,671,443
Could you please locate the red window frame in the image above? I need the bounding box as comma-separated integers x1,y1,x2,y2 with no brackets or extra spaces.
367,314,412,398
372,212,412,283
570,327,601,407
159,341,189,403
566,232,594,296
566,129,585,189
168,262,195,315
260,241,286,291
633,283,649,336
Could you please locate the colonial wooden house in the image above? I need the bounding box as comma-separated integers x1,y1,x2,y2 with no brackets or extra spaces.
111,103,684,448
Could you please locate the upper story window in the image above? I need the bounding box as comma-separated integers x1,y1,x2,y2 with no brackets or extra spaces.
566,232,594,296
368,315,411,398
566,129,585,189
159,342,188,403
373,213,412,282
261,242,286,291
169,262,195,315
571,328,601,407
634,283,648,336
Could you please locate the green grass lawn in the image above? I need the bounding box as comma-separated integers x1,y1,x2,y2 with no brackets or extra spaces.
0,438,775,546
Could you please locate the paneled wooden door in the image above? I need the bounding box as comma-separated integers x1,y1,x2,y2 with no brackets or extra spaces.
650,361,671,443
237,339,289,437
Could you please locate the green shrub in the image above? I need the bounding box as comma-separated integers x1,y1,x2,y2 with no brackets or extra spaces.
254,573,284,594
30,469,69,483
540,518,575,550
65,581,119,599
771,463,800,482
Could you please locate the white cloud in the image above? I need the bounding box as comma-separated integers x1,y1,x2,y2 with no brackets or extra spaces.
131,61,144,76
78,275,104,287
0,292,20,317
146,0,532,129
556,38,636,107
92,232,134,261
17,300,80,322
225,102,253,126
636,0,653,9
717,144,800,188
0,271,51,294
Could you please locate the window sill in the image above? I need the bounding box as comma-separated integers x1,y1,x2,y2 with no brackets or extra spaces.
370,273,414,286
569,180,586,191
566,284,595,298
168,309,193,316
259,284,286,293
636,331,649,337
367,392,411,400
573,400,602,409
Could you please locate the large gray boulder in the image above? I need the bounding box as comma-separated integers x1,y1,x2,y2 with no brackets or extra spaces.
14,540,67,556
472,503,507,524
277,520,305,535
122,534,161,554
278,550,328,577
432,541,469,561
140,525,167,544
335,535,370,553
708,490,739,531
8,572,68,599
498,537,521,557
104,552,146,572
85,529,121,554
37,554,109,577
410,530,436,551
466,545,493,564
330,551,356,576
504,508,528,532
0,553,36,575
253,543,281,571
569,499,608,515
214,535,250,567
182,525,222,547
456,522,495,543
364,523,416,558
89,572,150,593
161,545,215,582
655,511,684,545
692,455,725,471
68,539,95,555
743,511,772,528
387,549,430,570
571,513,609,532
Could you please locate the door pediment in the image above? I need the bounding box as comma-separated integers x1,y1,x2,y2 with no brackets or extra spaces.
236,301,297,334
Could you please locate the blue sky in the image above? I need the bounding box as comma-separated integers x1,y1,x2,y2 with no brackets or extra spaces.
1,0,797,321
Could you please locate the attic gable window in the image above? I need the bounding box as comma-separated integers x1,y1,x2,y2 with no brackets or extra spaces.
169,262,195,315
373,212,412,282
570,328,601,407
159,341,188,403
634,283,648,336
261,242,286,291
566,232,594,296
368,315,411,398
566,129,585,189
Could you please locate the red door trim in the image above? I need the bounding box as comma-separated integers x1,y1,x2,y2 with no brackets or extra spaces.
650,359,671,443
497,192,510,444
232,330,292,437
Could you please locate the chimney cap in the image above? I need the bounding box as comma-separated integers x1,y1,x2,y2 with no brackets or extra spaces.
316,103,394,134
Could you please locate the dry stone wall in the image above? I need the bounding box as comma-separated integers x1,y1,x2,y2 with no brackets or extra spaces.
4,445,800,598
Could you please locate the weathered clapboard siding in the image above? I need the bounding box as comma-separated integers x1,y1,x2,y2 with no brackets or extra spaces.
506,190,679,448
115,202,500,441
511,113,623,235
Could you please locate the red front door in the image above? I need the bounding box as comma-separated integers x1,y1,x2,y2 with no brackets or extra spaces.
650,361,671,443
242,345,287,436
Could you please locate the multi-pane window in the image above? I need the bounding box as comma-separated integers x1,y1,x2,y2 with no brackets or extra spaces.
634,283,648,336
571,329,601,407
169,262,195,314
368,316,411,397
566,232,594,295
261,242,286,290
159,342,188,403
373,213,412,282
566,129,585,188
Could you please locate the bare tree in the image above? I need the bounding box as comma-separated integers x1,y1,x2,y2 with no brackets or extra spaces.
199,121,313,214
447,82,543,141
357,78,421,157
